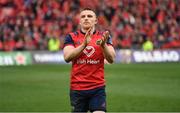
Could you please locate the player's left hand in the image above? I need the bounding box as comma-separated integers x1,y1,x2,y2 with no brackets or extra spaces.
96,31,109,47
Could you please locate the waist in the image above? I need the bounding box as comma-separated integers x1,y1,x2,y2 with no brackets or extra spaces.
70,81,105,90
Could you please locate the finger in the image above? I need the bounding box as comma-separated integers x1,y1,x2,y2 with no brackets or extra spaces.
102,33,107,41
105,31,109,38
85,27,92,37
87,27,92,35
101,36,105,42
96,39,102,45
103,31,109,42
88,27,92,32
99,37,105,45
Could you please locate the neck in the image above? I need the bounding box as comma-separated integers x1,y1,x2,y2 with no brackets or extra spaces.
81,27,95,34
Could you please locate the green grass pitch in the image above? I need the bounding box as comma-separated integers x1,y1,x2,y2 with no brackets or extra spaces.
0,63,180,112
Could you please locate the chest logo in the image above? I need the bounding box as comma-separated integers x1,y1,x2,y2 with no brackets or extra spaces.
83,46,95,57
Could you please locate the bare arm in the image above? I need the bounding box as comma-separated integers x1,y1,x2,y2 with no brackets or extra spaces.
63,44,86,63
98,31,116,64
63,28,92,63
101,44,116,64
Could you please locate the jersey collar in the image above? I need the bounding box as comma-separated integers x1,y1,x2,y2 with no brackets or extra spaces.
80,29,96,35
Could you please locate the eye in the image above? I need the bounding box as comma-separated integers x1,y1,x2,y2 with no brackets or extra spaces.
87,15,93,18
81,15,85,18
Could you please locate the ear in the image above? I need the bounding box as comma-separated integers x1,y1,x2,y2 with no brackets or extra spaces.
79,21,82,26
95,18,98,24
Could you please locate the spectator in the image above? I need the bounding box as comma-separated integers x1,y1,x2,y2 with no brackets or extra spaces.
0,0,179,51
15,38,24,51
48,36,60,52
142,38,154,51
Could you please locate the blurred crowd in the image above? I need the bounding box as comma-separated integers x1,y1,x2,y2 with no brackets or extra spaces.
0,0,180,51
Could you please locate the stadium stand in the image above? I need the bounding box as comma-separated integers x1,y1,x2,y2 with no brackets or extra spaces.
0,0,180,51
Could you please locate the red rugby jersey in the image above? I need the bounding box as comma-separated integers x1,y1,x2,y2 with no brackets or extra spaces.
64,30,113,90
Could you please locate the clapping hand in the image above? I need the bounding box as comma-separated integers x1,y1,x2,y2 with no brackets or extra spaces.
84,27,92,46
96,31,109,47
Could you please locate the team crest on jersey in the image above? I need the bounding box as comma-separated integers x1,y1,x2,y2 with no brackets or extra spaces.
83,46,95,57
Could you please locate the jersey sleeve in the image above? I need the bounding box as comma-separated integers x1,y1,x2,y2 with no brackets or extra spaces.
106,35,113,45
64,34,74,47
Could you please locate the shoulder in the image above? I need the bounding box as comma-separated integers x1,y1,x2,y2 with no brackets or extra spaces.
69,31,79,37
64,31,80,46
65,31,79,40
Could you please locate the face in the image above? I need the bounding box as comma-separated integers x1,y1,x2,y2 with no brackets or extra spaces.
79,10,97,30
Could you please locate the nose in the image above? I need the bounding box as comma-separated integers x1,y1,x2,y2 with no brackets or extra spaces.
84,17,88,21
85,16,88,19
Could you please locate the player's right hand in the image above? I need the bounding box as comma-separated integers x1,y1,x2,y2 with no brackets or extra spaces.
83,27,92,46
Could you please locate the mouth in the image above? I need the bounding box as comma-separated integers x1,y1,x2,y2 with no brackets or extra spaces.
84,22,90,24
